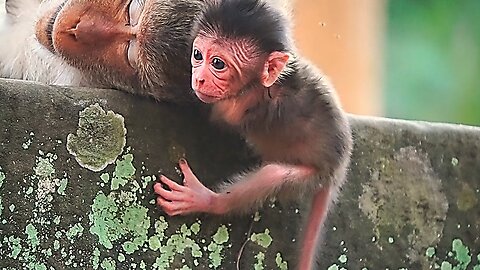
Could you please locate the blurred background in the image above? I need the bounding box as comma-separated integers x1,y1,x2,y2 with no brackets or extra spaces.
293,0,480,126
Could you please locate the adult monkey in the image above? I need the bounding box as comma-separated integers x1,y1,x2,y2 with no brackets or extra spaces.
0,0,203,102
0,0,291,102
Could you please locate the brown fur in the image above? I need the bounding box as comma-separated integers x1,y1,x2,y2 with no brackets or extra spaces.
155,1,353,269
1,0,205,103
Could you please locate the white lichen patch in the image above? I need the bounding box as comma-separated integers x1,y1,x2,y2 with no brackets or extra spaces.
33,153,59,201
451,157,459,166
358,146,448,267
22,131,34,150
67,103,126,172
27,151,71,230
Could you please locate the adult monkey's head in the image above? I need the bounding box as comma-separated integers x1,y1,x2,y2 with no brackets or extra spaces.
35,0,203,102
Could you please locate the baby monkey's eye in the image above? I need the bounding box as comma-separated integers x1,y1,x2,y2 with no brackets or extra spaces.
211,58,226,70
193,49,203,61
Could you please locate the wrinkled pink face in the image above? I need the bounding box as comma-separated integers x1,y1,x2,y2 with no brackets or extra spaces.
190,35,262,103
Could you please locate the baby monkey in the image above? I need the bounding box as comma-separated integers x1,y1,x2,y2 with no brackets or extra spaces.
154,0,353,268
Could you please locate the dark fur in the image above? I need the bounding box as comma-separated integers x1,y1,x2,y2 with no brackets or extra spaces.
194,4,354,266
193,0,292,53
197,0,352,194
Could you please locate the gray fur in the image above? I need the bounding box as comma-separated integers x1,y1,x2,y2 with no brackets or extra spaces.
0,0,206,103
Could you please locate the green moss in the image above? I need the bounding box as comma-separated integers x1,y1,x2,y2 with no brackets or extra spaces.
66,223,84,242
32,263,47,270
89,191,150,252
154,217,169,239
57,178,68,195
111,154,136,191
338,254,348,264
88,151,152,263
426,238,480,270
327,264,339,270
441,261,452,270
426,247,436,258
157,224,203,268
141,175,152,189
254,252,265,270
5,235,22,259
53,216,61,225
191,222,201,235
212,225,229,245
89,192,119,249
25,224,40,250
181,224,191,236
66,103,126,172
206,225,230,268
34,156,55,179
148,235,162,251
53,240,60,251
43,248,52,257
474,254,480,270
92,248,100,269
251,229,273,249
275,252,288,270
121,205,149,254
118,253,125,262
101,173,110,183
452,239,471,269
100,257,116,270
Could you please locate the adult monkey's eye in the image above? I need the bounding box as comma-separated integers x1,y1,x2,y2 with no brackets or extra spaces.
127,40,138,68
211,58,226,70
128,0,144,26
193,49,203,61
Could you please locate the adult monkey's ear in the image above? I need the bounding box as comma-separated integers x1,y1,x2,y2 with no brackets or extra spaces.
260,51,290,87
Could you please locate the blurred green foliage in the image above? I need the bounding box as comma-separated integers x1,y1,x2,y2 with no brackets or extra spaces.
385,0,480,126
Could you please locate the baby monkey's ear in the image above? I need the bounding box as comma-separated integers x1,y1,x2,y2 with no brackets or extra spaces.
261,51,290,87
